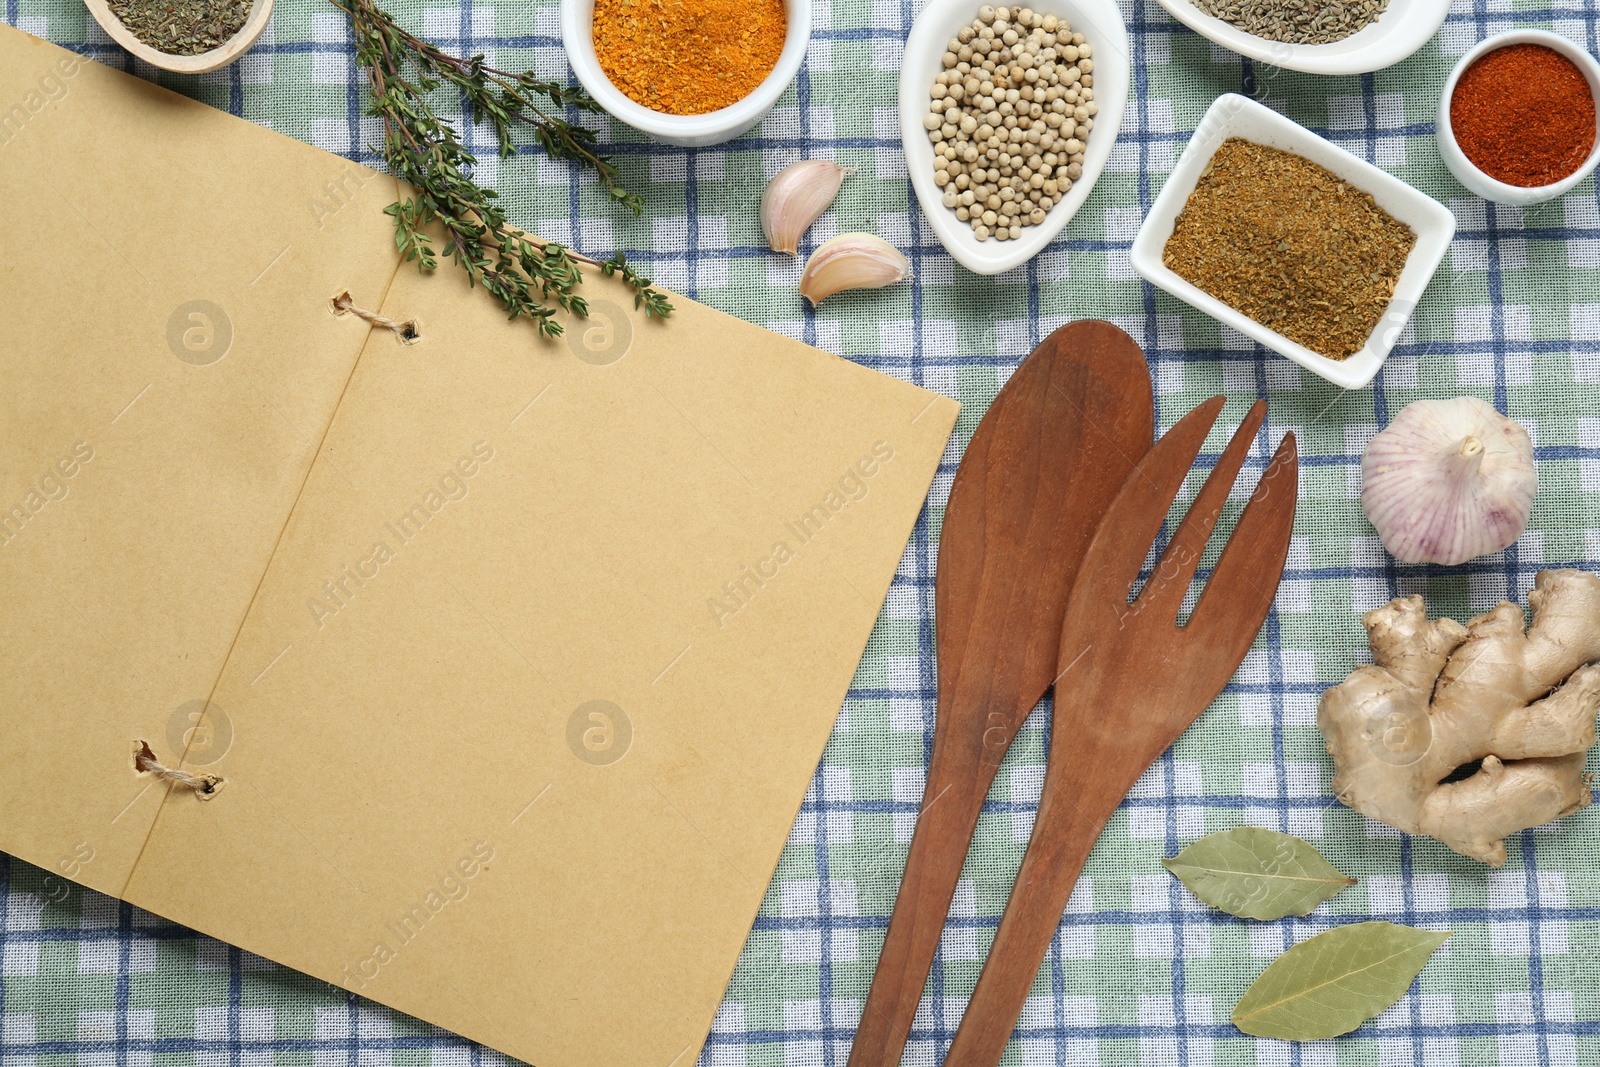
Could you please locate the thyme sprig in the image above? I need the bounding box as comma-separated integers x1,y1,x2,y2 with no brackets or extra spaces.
332,0,672,336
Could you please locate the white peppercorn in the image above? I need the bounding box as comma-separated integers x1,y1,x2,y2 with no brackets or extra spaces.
924,5,1096,242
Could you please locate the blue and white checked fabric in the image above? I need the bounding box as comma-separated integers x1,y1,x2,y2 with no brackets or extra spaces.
4,0,1600,1063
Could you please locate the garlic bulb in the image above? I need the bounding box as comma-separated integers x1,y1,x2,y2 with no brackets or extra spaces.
1362,396,1536,566
761,160,850,254
799,233,911,306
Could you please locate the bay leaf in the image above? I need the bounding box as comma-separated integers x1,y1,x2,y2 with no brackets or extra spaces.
1232,921,1450,1040
1162,827,1354,920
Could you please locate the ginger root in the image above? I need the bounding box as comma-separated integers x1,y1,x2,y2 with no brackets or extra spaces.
1318,569,1600,867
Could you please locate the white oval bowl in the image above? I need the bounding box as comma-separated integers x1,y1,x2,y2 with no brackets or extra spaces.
899,0,1128,276
1149,0,1448,76
1129,94,1456,390
1437,29,1600,205
560,0,811,148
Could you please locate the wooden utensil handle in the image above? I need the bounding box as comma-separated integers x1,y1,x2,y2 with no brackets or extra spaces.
941,777,1110,1067
849,741,998,1067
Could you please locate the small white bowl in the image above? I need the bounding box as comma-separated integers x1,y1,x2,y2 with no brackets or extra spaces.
1437,29,1600,205
1130,94,1456,390
1149,0,1448,76
560,0,810,147
899,0,1128,276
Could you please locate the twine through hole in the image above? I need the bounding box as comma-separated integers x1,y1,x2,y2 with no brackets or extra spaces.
332,291,420,344
133,741,223,799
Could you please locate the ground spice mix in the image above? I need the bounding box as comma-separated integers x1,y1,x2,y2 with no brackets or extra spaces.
1163,139,1417,362
1450,43,1596,188
593,0,787,116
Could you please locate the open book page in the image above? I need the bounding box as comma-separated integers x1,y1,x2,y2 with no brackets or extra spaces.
0,27,400,895
122,260,958,1067
0,22,960,1066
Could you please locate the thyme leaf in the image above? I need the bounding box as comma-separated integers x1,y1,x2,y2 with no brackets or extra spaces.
332,0,673,337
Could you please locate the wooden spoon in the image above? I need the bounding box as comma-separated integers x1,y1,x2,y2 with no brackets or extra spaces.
943,398,1298,1067
848,320,1153,1067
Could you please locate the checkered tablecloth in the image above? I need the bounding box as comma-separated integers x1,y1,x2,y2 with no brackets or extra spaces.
4,0,1600,1061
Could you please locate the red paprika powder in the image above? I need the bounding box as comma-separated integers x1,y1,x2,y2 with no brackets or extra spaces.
1450,43,1597,187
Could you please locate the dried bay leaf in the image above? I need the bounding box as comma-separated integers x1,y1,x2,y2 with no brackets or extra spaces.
1162,827,1355,920
1232,922,1450,1040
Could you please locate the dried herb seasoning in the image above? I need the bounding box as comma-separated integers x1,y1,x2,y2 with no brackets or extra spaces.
1162,138,1416,362
107,0,250,55
1190,0,1388,46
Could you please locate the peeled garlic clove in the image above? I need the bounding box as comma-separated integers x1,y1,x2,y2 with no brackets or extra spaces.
799,233,911,307
761,160,850,254
1362,396,1536,566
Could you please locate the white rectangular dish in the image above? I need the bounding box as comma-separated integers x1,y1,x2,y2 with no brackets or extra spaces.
1129,93,1456,390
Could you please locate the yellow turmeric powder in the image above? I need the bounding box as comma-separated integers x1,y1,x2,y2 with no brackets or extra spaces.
592,0,788,116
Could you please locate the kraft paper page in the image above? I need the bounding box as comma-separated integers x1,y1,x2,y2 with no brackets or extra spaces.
0,23,960,1067
0,26,402,896
127,262,957,1067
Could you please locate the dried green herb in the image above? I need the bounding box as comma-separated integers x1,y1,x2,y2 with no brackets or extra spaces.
1163,828,1355,921
1190,0,1389,46
1162,138,1415,362
108,0,250,55
1233,922,1450,1040
332,0,672,337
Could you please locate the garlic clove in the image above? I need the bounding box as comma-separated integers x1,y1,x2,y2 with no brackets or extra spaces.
761,160,851,255
1362,396,1536,566
799,233,912,307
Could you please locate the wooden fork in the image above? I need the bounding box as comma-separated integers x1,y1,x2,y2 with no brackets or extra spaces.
943,396,1298,1067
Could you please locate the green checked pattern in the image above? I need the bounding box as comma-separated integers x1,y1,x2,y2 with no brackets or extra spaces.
4,0,1600,1063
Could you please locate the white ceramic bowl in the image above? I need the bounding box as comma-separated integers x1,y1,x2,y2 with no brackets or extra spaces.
899,0,1128,275
1150,0,1447,75
1130,94,1456,390
560,0,811,147
1437,29,1600,205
